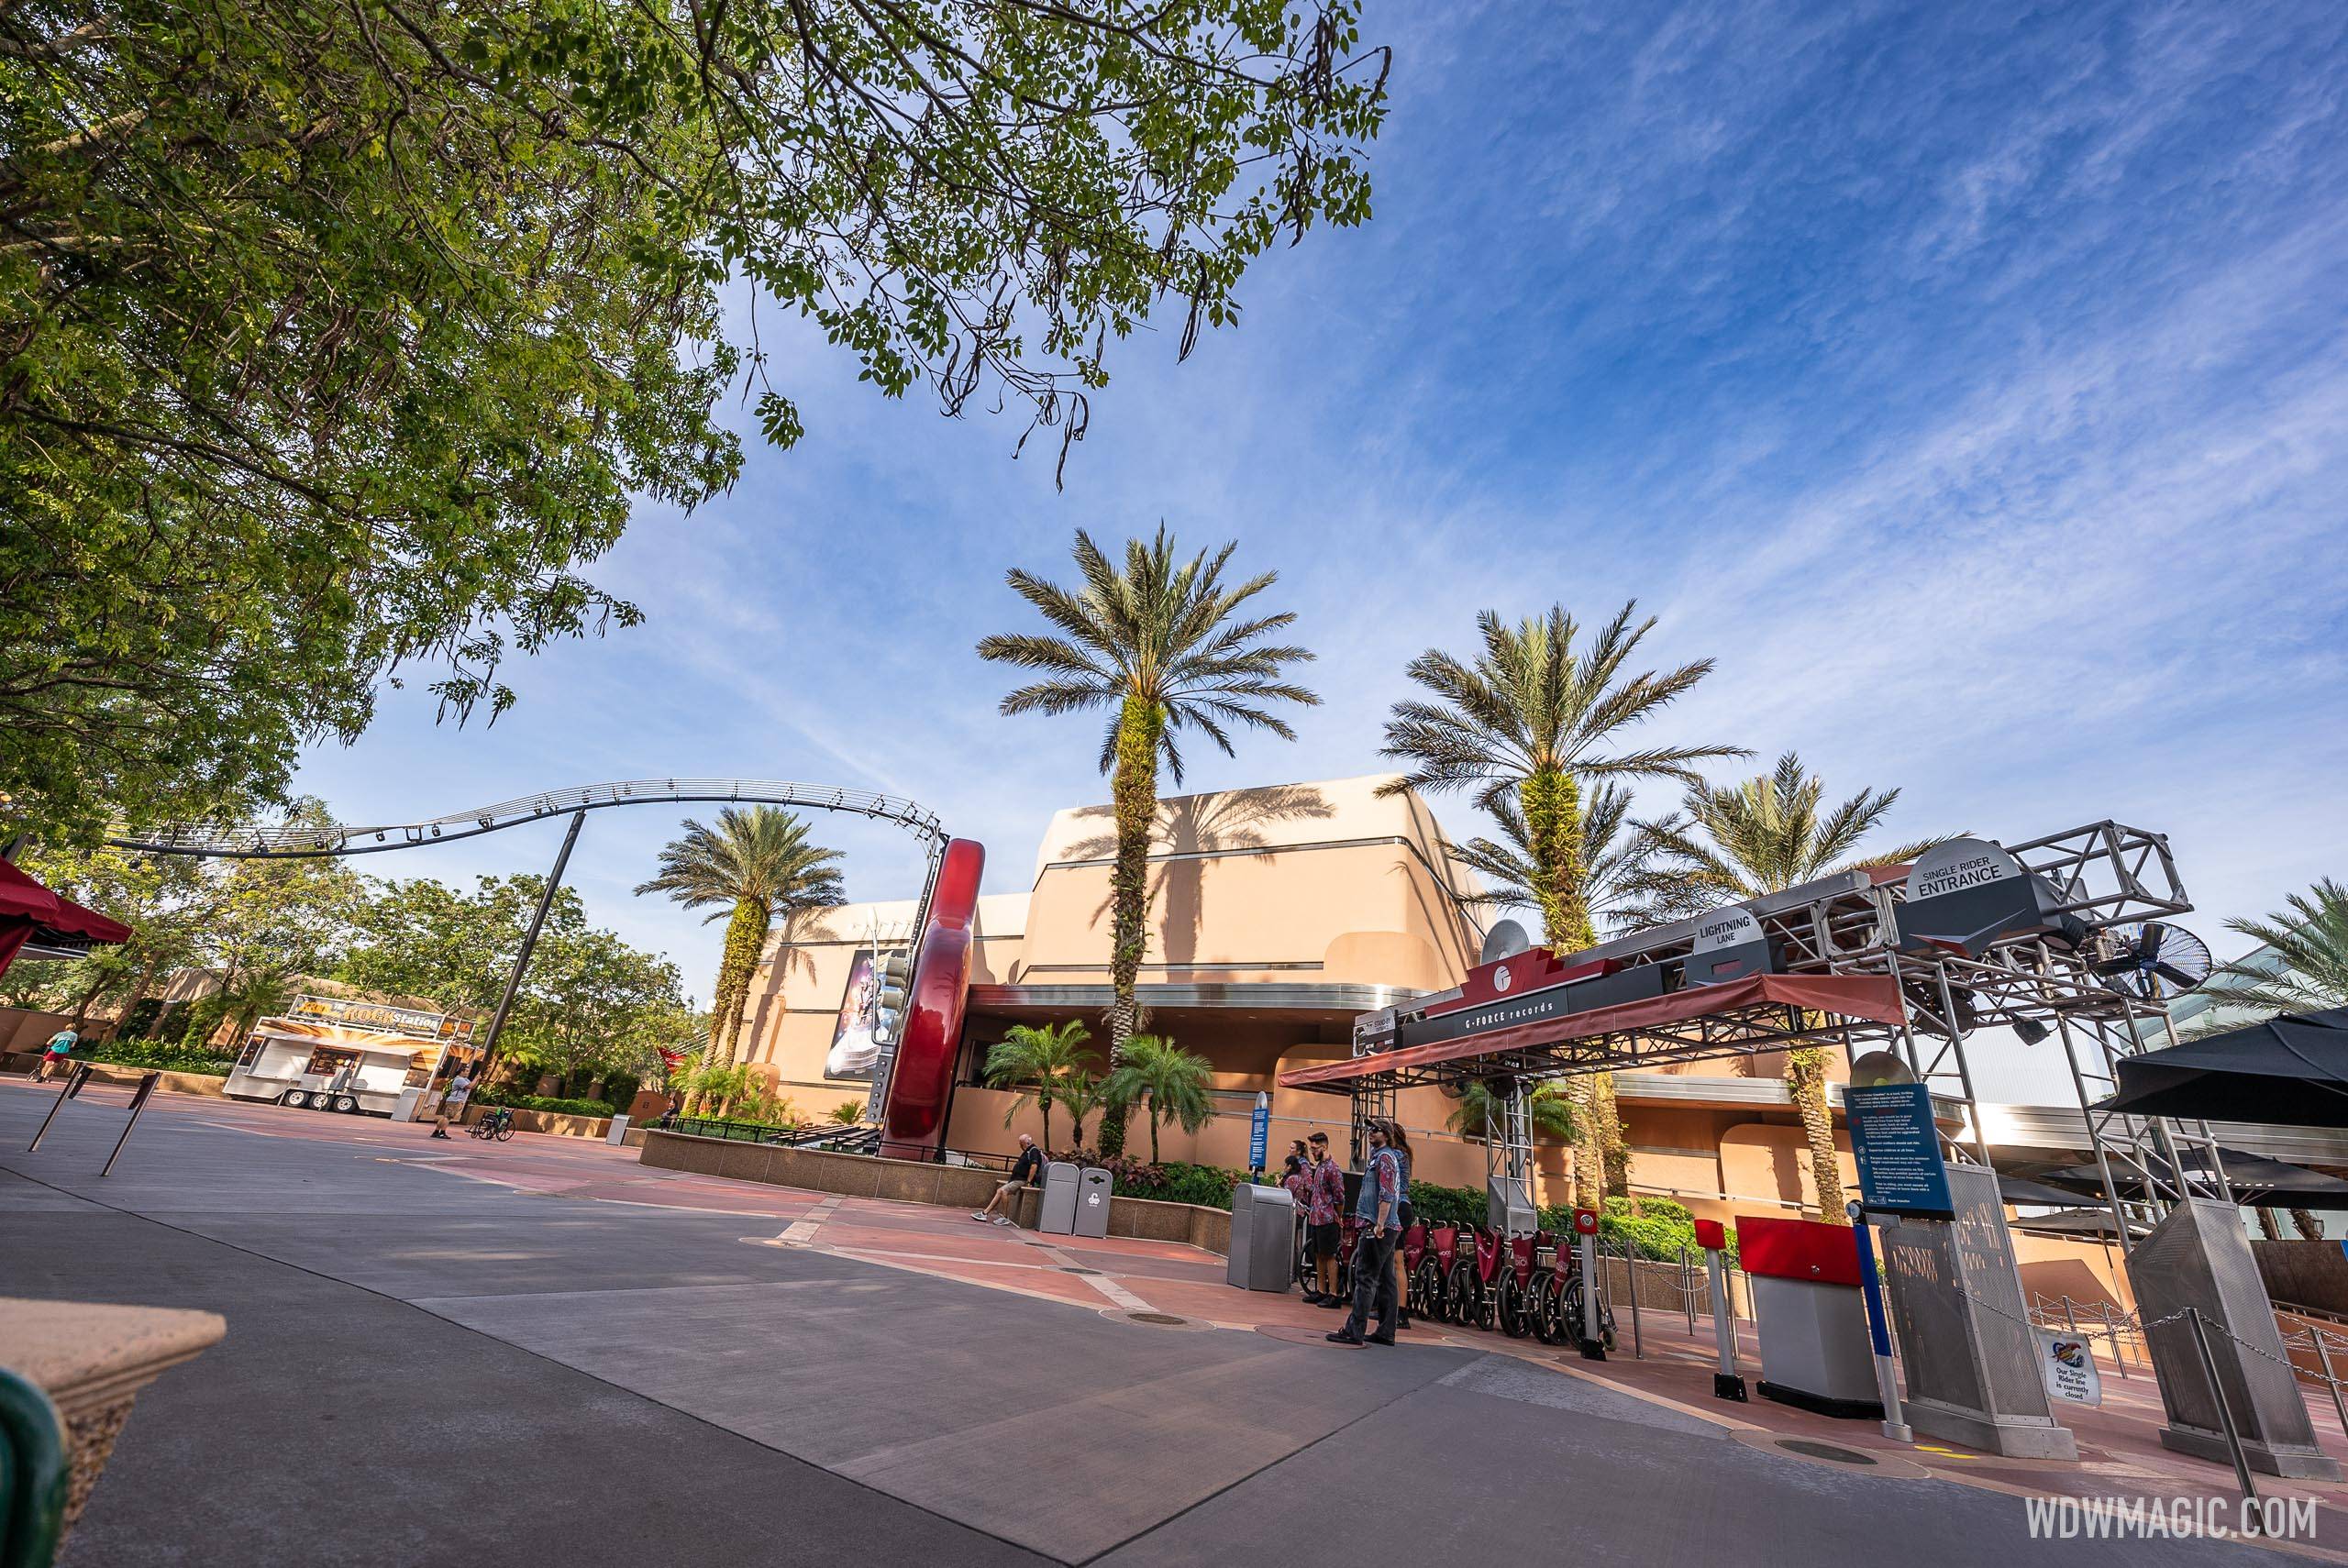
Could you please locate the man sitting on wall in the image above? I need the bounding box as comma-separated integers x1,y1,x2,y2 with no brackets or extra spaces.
972,1132,1045,1227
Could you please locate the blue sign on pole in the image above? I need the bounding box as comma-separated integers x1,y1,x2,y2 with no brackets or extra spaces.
1247,1092,1269,1175
1845,1081,1955,1220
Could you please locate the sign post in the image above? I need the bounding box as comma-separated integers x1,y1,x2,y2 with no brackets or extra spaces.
1247,1092,1269,1178
1573,1207,1605,1361
1696,1218,1745,1400
1847,1199,1912,1441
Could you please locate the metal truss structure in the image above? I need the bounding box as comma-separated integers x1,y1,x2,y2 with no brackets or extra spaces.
1304,819,2221,1252
108,778,948,858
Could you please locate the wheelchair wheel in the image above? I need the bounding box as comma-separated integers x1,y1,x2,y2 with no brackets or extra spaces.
1412,1260,1445,1322
493,1119,516,1142
1529,1275,1561,1345
1497,1275,1532,1339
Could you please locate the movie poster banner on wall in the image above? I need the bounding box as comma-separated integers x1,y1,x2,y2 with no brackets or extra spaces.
825,949,881,1079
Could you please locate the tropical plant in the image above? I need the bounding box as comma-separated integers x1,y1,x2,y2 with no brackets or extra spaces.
1447,781,1661,933
1381,602,1744,1206
830,1101,865,1126
1446,1079,1577,1143
636,807,845,1107
1,2,1389,849
2187,878,2348,1239
1627,752,1955,1224
982,1021,1099,1153
1056,1072,1112,1155
1102,1034,1216,1165
979,526,1318,1154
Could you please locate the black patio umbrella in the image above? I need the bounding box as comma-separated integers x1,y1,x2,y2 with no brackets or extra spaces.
1998,1172,2102,1208
2035,1144,2348,1210
2009,1207,2150,1241
2101,1008,2348,1129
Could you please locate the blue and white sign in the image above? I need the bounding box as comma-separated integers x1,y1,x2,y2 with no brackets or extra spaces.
1247,1092,1269,1174
1845,1081,1955,1220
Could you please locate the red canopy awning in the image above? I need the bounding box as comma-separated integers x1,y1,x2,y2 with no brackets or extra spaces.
1278,971,1906,1091
0,857,134,977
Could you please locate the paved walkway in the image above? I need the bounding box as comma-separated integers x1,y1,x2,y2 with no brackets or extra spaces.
0,1077,2329,1564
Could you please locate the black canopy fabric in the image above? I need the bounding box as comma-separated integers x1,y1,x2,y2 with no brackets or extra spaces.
2035,1145,2348,1211
2010,1208,2149,1241
2102,1008,2348,1129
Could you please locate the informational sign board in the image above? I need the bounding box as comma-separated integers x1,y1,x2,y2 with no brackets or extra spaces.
1247,1093,1269,1173
2037,1331,2104,1406
1846,1081,1955,1220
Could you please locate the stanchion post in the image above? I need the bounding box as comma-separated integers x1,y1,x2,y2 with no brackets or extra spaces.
100,1072,161,1177
1576,1215,1606,1361
2315,1330,2348,1441
1680,1242,1698,1336
1847,1201,1911,1441
27,1066,85,1152
2101,1303,2131,1378
1696,1218,1745,1400
2187,1307,2259,1512
1622,1237,1643,1359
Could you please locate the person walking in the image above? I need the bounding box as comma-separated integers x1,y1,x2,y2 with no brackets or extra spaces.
1301,1132,1346,1307
34,1026,77,1083
432,1069,473,1139
1385,1120,1416,1330
973,1132,1045,1225
1328,1121,1403,1346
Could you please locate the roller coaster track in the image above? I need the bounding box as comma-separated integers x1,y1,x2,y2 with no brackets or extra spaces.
108,778,948,858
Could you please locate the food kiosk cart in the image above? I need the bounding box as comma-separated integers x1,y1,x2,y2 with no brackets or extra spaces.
222,994,478,1118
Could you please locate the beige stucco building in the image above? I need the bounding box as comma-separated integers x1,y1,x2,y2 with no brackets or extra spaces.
733,771,1904,1228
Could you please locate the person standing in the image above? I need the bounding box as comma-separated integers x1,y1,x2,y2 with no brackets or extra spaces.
432,1069,473,1140
1301,1132,1346,1307
1328,1121,1402,1346
1385,1120,1416,1330
34,1026,77,1083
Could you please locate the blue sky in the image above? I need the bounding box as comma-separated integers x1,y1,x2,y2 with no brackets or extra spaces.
291,1,2348,1099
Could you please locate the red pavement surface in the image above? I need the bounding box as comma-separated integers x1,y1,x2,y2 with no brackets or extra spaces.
25,1079,2348,1557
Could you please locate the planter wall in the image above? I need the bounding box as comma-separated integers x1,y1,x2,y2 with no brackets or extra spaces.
458,1104,613,1139
637,1132,1232,1253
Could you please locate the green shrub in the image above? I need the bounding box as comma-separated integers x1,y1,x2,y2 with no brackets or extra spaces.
75,1040,235,1076
1405,1180,1485,1229
1534,1195,1737,1262
478,1086,615,1119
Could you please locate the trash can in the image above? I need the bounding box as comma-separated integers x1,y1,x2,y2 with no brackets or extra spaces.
605,1113,631,1145
1740,1214,1882,1419
393,1087,426,1123
1039,1161,1082,1234
1074,1165,1114,1238
1226,1183,1297,1292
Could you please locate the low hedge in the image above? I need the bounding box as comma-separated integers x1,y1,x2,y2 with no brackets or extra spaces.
479,1088,615,1119
70,1041,235,1077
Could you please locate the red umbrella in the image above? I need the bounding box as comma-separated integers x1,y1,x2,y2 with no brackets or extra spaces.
0,856,133,978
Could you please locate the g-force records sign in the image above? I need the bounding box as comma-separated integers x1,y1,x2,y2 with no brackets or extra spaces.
1401,987,1575,1051
1905,838,2024,902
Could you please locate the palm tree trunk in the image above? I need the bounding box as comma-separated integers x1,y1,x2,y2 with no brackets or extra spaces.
2291,1209,2325,1241
714,897,770,1067
2255,1208,2283,1241
1523,766,1625,1210
1100,696,1162,1158
1785,1047,1849,1224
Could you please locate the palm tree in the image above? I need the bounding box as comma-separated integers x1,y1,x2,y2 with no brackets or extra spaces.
2186,878,2348,1239
1447,1078,1576,1142
1057,1071,1109,1156
979,525,1317,1155
1448,780,1660,933
982,1021,1098,1152
2192,879,2348,1022
636,808,845,1105
1103,1034,1215,1164
1630,752,1954,1224
1382,601,1744,1206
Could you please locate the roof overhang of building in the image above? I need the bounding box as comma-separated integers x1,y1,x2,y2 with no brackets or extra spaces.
968,980,1421,1023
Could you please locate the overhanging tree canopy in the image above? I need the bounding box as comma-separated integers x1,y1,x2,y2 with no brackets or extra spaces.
0,1,1390,843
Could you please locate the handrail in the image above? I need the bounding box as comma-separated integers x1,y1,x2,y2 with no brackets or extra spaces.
109,778,947,858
